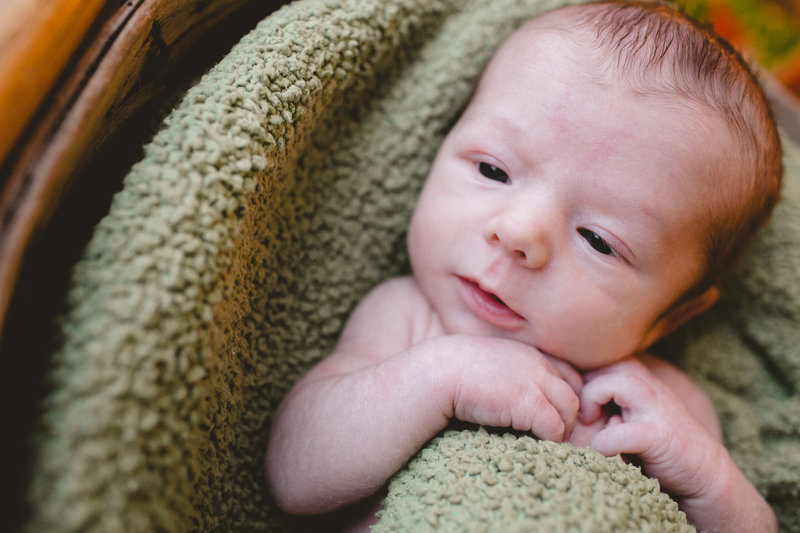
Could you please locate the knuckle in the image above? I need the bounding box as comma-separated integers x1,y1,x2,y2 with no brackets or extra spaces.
565,391,580,417
527,390,564,440
546,417,566,441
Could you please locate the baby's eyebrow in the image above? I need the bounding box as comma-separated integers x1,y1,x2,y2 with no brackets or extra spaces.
587,188,670,259
630,201,668,235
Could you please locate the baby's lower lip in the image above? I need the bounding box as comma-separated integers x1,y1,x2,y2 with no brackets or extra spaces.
457,276,525,328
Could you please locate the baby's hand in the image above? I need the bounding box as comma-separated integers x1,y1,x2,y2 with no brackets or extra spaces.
566,414,609,449
578,357,778,531
443,335,581,442
578,357,726,501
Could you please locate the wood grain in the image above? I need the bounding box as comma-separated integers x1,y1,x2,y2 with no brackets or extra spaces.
0,0,110,166
0,0,273,341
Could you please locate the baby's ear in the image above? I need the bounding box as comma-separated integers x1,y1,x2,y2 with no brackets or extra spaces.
640,285,720,349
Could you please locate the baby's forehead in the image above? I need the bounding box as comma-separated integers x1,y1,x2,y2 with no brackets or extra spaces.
470,60,741,246
484,11,628,91
480,2,781,281
508,6,605,50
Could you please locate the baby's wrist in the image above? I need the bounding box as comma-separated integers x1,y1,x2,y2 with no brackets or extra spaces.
688,440,733,500
679,451,776,532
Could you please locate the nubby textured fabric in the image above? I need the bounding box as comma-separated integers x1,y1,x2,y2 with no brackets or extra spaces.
24,0,800,531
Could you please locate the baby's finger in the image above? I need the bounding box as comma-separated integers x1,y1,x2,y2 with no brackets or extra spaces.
578,372,658,424
524,391,568,442
607,414,623,427
590,420,656,458
543,372,580,437
543,354,583,396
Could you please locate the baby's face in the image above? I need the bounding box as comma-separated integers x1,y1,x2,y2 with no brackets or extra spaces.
407,27,725,369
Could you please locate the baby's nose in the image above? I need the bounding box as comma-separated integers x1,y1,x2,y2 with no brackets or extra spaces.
484,211,550,270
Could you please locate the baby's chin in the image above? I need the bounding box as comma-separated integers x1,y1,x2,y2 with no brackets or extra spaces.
439,310,632,370
545,348,633,373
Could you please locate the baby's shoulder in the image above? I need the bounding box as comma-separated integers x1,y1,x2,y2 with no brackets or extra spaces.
370,275,423,297
375,276,445,341
358,275,429,313
338,276,440,350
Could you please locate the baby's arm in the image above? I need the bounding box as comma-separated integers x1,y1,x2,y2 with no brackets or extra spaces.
579,356,776,532
266,276,580,515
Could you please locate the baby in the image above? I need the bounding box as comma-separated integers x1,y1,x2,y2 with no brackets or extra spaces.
266,1,783,530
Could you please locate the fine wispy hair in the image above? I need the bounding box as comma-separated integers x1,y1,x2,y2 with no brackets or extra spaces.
572,0,783,292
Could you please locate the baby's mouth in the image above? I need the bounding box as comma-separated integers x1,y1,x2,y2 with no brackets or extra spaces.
489,293,506,306
457,276,525,327
477,284,513,312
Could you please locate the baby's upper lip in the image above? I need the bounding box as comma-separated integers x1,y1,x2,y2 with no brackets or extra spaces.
463,276,523,317
479,282,505,303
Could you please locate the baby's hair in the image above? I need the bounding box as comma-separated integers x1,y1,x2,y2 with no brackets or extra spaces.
564,0,783,292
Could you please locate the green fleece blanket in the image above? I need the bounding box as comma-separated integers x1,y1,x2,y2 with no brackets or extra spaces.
24,0,800,531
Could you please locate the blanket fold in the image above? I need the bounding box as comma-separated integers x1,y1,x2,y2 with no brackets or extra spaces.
375,428,693,532
22,0,800,531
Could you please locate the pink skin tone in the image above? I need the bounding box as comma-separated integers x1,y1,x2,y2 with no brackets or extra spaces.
266,10,776,532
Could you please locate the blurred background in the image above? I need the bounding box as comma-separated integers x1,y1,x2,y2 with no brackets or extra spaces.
678,0,800,98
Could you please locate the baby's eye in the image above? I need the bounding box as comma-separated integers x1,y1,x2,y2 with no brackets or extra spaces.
477,162,509,183
578,228,617,257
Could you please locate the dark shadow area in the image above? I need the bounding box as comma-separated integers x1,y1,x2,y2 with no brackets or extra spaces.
2,2,288,530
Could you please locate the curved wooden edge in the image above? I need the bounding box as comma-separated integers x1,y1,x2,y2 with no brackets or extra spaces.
0,0,284,343
0,0,111,166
